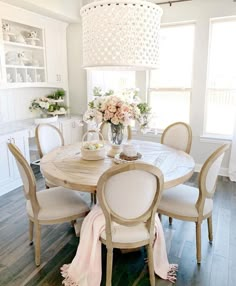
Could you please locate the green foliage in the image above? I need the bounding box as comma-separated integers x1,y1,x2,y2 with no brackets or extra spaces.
48,103,68,112
88,101,95,109
104,89,114,96
47,89,66,100
137,102,151,114
93,87,103,97
93,86,114,97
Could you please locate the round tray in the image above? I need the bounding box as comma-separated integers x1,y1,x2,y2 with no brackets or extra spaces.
114,152,142,164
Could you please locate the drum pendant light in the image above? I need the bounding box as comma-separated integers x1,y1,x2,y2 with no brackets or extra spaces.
80,0,163,70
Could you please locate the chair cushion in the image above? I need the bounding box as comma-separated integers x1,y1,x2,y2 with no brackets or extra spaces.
158,184,213,218
100,223,150,243
26,186,89,221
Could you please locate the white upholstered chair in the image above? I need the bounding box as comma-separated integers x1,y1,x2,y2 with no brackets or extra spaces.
35,123,64,158
8,143,90,266
35,123,64,188
161,122,192,154
161,122,193,225
157,143,229,263
99,121,132,141
97,162,164,286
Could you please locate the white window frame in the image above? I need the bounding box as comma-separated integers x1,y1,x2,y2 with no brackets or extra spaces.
147,21,195,132
203,16,236,139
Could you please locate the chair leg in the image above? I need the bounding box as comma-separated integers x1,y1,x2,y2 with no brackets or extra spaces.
169,217,173,225
207,216,213,243
70,220,76,227
29,220,34,245
90,193,97,206
196,222,202,264
106,248,113,286
146,244,155,286
35,222,41,266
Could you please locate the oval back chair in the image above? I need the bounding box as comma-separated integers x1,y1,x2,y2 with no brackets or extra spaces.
157,143,230,263
97,162,164,286
35,123,64,158
161,122,192,154
8,142,89,266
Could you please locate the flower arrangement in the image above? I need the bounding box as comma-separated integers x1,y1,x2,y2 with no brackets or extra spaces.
29,96,50,113
83,87,151,133
29,89,68,115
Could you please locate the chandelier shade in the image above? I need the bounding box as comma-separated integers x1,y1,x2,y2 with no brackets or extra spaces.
80,0,163,70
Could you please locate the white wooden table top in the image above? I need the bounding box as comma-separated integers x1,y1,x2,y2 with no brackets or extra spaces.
40,140,195,193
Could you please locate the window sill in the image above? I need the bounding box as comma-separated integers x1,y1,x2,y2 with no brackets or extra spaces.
132,128,162,138
200,134,232,144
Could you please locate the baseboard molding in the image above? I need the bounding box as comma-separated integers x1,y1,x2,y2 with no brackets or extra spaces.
195,164,229,177
0,179,23,197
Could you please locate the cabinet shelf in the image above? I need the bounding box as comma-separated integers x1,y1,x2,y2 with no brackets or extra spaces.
2,19,46,85
5,65,45,69
3,40,44,50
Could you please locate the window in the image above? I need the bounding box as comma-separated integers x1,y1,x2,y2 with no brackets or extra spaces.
148,23,195,130
87,70,136,100
205,18,236,136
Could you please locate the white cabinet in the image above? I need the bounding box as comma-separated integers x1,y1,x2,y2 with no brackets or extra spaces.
0,129,30,196
2,19,46,85
0,2,68,89
43,21,68,88
60,119,83,145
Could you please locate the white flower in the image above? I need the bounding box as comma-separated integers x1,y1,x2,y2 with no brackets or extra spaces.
39,102,46,109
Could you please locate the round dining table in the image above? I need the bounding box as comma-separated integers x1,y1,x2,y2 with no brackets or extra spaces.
40,140,195,193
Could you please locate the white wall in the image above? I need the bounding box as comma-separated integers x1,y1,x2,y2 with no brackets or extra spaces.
0,0,82,22
0,88,59,122
67,24,87,115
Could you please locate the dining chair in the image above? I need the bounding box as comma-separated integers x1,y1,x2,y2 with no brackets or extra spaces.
35,123,64,158
99,121,132,141
97,162,164,286
157,143,229,263
161,121,192,154
35,123,64,188
161,122,193,225
8,142,90,266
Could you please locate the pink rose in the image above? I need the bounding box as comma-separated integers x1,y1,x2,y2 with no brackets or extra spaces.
104,110,113,120
120,105,130,113
108,105,116,113
111,116,119,125
116,111,124,120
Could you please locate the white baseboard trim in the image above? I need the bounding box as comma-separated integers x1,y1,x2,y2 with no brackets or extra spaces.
195,164,229,177
0,179,23,197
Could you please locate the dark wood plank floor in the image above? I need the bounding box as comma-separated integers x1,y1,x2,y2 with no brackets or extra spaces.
0,168,235,286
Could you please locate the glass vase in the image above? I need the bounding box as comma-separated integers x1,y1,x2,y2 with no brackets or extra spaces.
108,123,125,145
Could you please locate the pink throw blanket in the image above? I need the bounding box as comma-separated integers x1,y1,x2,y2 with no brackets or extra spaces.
61,205,177,285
